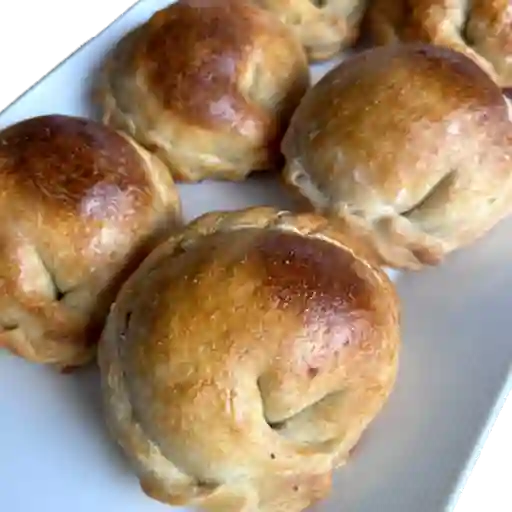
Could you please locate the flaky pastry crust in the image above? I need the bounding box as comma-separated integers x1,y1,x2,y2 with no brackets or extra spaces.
251,0,368,61
97,0,310,182
99,206,400,512
282,43,512,270
0,115,182,368
366,0,512,87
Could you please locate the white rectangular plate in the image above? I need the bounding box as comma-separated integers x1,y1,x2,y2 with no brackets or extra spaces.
1,1,511,511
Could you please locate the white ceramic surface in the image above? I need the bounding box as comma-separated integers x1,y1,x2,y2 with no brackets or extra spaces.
1,1,511,511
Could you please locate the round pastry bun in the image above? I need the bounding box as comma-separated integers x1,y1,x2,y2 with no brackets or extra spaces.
99,206,400,512
0,114,182,368
282,43,512,270
97,0,310,183
366,0,512,87
251,0,368,62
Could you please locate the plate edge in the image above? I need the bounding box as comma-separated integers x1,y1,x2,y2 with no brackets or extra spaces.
446,364,512,512
0,0,143,116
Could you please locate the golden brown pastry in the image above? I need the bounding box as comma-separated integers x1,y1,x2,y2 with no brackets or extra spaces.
251,0,368,61
99,207,400,512
282,43,512,270
97,0,310,183
0,114,182,368
366,0,512,87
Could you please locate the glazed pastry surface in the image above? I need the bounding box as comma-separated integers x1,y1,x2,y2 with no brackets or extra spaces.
99,207,400,512
98,0,310,182
0,114,182,367
282,43,512,269
366,0,512,86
